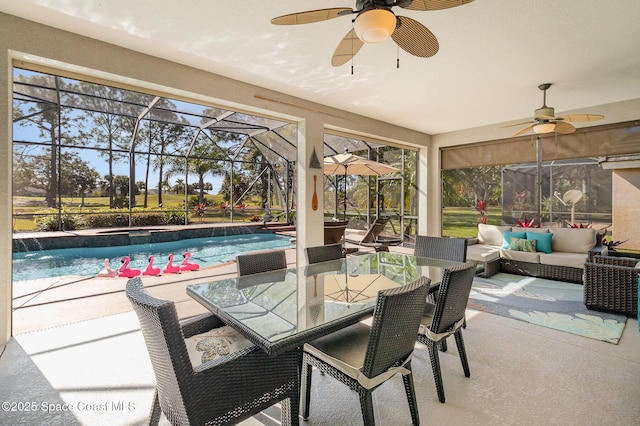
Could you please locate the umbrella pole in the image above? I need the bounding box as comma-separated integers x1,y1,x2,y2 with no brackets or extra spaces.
343,169,347,221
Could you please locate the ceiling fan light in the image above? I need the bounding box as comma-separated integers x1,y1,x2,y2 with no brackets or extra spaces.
533,122,556,134
354,9,396,44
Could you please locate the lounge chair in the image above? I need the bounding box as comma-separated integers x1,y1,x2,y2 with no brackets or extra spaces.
343,218,402,250
324,221,349,245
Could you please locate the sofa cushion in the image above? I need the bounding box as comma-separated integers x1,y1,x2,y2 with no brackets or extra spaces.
500,248,540,263
478,224,511,246
539,252,588,270
467,244,501,263
523,227,550,234
502,231,526,249
526,231,553,254
510,237,536,252
551,228,596,253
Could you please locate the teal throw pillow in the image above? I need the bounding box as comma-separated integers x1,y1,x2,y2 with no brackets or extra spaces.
510,237,536,253
526,231,553,254
502,231,527,249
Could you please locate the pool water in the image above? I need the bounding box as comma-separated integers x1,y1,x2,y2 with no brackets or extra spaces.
12,233,294,282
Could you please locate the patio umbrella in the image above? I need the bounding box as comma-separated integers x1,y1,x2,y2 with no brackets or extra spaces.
324,152,400,220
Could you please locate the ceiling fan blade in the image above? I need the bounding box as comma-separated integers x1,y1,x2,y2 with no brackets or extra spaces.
402,0,476,11
331,29,365,66
391,16,439,58
557,113,605,123
271,8,353,25
512,125,534,137
501,121,535,128
554,121,576,134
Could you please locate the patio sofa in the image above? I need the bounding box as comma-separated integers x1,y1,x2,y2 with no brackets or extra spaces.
467,223,607,283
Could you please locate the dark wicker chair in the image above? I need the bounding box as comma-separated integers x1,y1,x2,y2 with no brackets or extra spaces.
236,249,287,276
301,278,429,426
305,243,344,264
416,261,476,403
414,235,467,262
584,255,639,317
125,277,299,426
414,235,470,328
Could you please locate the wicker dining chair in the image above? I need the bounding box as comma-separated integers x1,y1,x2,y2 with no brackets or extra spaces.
305,244,345,264
125,277,299,425
416,261,476,403
236,249,287,276
415,235,470,330
584,255,639,316
301,278,429,426
414,235,468,262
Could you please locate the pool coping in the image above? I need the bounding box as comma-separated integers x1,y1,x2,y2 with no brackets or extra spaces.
13,222,290,251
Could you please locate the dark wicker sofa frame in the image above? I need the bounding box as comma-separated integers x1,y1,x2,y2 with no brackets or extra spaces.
478,245,608,284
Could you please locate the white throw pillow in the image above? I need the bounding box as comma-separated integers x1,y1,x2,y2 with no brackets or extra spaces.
477,224,511,246
185,325,254,367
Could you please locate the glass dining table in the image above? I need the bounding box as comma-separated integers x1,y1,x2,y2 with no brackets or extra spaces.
187,252,464,357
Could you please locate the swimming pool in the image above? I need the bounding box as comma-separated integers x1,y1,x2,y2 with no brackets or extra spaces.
12,233,294,281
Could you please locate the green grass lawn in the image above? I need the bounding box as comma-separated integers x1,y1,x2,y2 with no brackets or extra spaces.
442,207,502,238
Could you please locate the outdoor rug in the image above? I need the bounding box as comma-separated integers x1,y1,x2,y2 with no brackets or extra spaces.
469,273,627,344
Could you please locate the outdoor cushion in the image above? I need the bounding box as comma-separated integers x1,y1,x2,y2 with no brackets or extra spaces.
478,224,511,246
466,244,501,262
303,322,370,380
522,227,550,234
539,252,588,270
500,248,540,263
510,237,536,252
551,228,596,253
526,231,553,254
185,325,254,367
502,231,526,249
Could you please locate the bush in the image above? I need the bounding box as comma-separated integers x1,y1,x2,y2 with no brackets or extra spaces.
84,212,129,228
163,210,186,225
35,210,84,231
131,212,164,227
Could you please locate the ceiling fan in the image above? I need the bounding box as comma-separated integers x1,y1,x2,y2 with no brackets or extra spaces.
506,83,605,137
271,0,475,67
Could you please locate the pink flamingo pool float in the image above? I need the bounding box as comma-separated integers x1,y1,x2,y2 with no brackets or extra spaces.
119,256,141,278
97,258,117,278
143,255,161,276
163,254,182,274
180,252,200,271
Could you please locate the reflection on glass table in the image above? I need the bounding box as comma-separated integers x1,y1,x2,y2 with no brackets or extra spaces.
187,252,463,356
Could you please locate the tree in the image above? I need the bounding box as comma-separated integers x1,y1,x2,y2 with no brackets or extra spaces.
442,166,503,208
75,82,140,208
13,73,80,207
12,152,99,205
61,156,100,206
140,99,191,207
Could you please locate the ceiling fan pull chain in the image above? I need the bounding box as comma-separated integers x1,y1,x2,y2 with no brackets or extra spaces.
397,45,400,68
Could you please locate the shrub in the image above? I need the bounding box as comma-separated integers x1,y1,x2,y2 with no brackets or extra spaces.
130,212,162,227
35,210,84,231
163,210,186,225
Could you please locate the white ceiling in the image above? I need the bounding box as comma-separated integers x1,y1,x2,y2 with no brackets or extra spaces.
2,0,640,135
